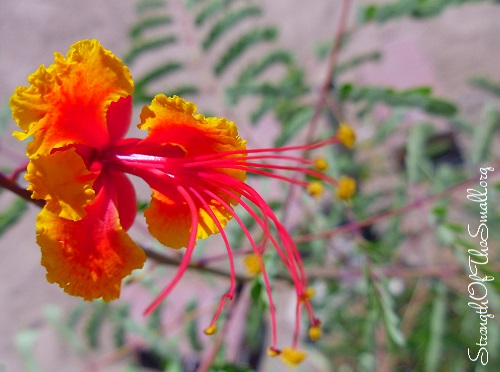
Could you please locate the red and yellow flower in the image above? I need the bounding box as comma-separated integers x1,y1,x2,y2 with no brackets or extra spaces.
11,39,356,360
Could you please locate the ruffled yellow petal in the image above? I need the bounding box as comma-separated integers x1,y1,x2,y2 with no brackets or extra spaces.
10,39,133,156
139,95,247,249
36,188,146,301
138,94,246,182
26,147,96,221
144,189,232,249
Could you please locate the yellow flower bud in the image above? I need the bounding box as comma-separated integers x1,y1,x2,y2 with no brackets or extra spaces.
337,176,356,200
307,181,323,199
337,122,356,149
313,157,328,171
243,253,262,275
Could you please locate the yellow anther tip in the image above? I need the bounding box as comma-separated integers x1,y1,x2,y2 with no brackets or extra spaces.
204,324,217,335
337,176,356,200
305,287,315,299
243,253,262,275
281,347,307,366
300,287,315,302
307,181,323,198
313,157,328,171
337,122,356,149
308,326,322,341
267,347,281,357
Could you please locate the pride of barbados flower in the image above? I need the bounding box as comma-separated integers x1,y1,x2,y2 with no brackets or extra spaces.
11,39,355,362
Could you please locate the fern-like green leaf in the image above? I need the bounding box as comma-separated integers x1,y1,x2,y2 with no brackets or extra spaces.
66,304,86,330
250,98,276,124
470,76,500,98
135,86,198,104
214,27,278,76
359,0,491,23
14,330,40,372
195,0,235,26
136,0,166,14
135,62,183,90
425,283,446,372
44,305,85,353
0,101,11,135
164,85,199,97
185,301,203,352
112,304,130,348
129,15,173,38
375,279,406,348
85,301,108,349
274,106,313,147
202,6,262,50
236,49,294,83
0,198,27,237
336,51,382,75
185,0,204,9
339,84,458,117
227,66,306,106
405,123,434,183
226,81,283,105
124,35,177,64
471,105,499,164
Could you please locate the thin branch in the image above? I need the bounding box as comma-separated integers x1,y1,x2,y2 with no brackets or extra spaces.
281,0,352,223
143,247,252,282
304,0,351,144
294,175,480,243
0,172,44,207
145,246,500,282
1,170,496,284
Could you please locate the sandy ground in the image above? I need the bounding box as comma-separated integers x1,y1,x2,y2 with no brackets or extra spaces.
1,0,499,371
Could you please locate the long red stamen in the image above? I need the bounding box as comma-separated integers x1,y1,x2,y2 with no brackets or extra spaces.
183,153,314,168
198,172,315,350
143,185,199,315
198,173,302,286
188,187,236,328
182,136,339,162
237,162,338,185
202,172,309,287
293,301,302,348
108,138,322,348
201,188,280,348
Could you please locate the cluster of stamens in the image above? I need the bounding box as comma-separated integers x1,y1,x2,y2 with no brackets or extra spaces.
104,124,356,363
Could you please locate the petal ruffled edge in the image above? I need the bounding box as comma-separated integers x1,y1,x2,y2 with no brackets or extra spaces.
26,147,97,221
138,95,246,169
11,39,134,156
36,185,146,301
136,95,247,249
